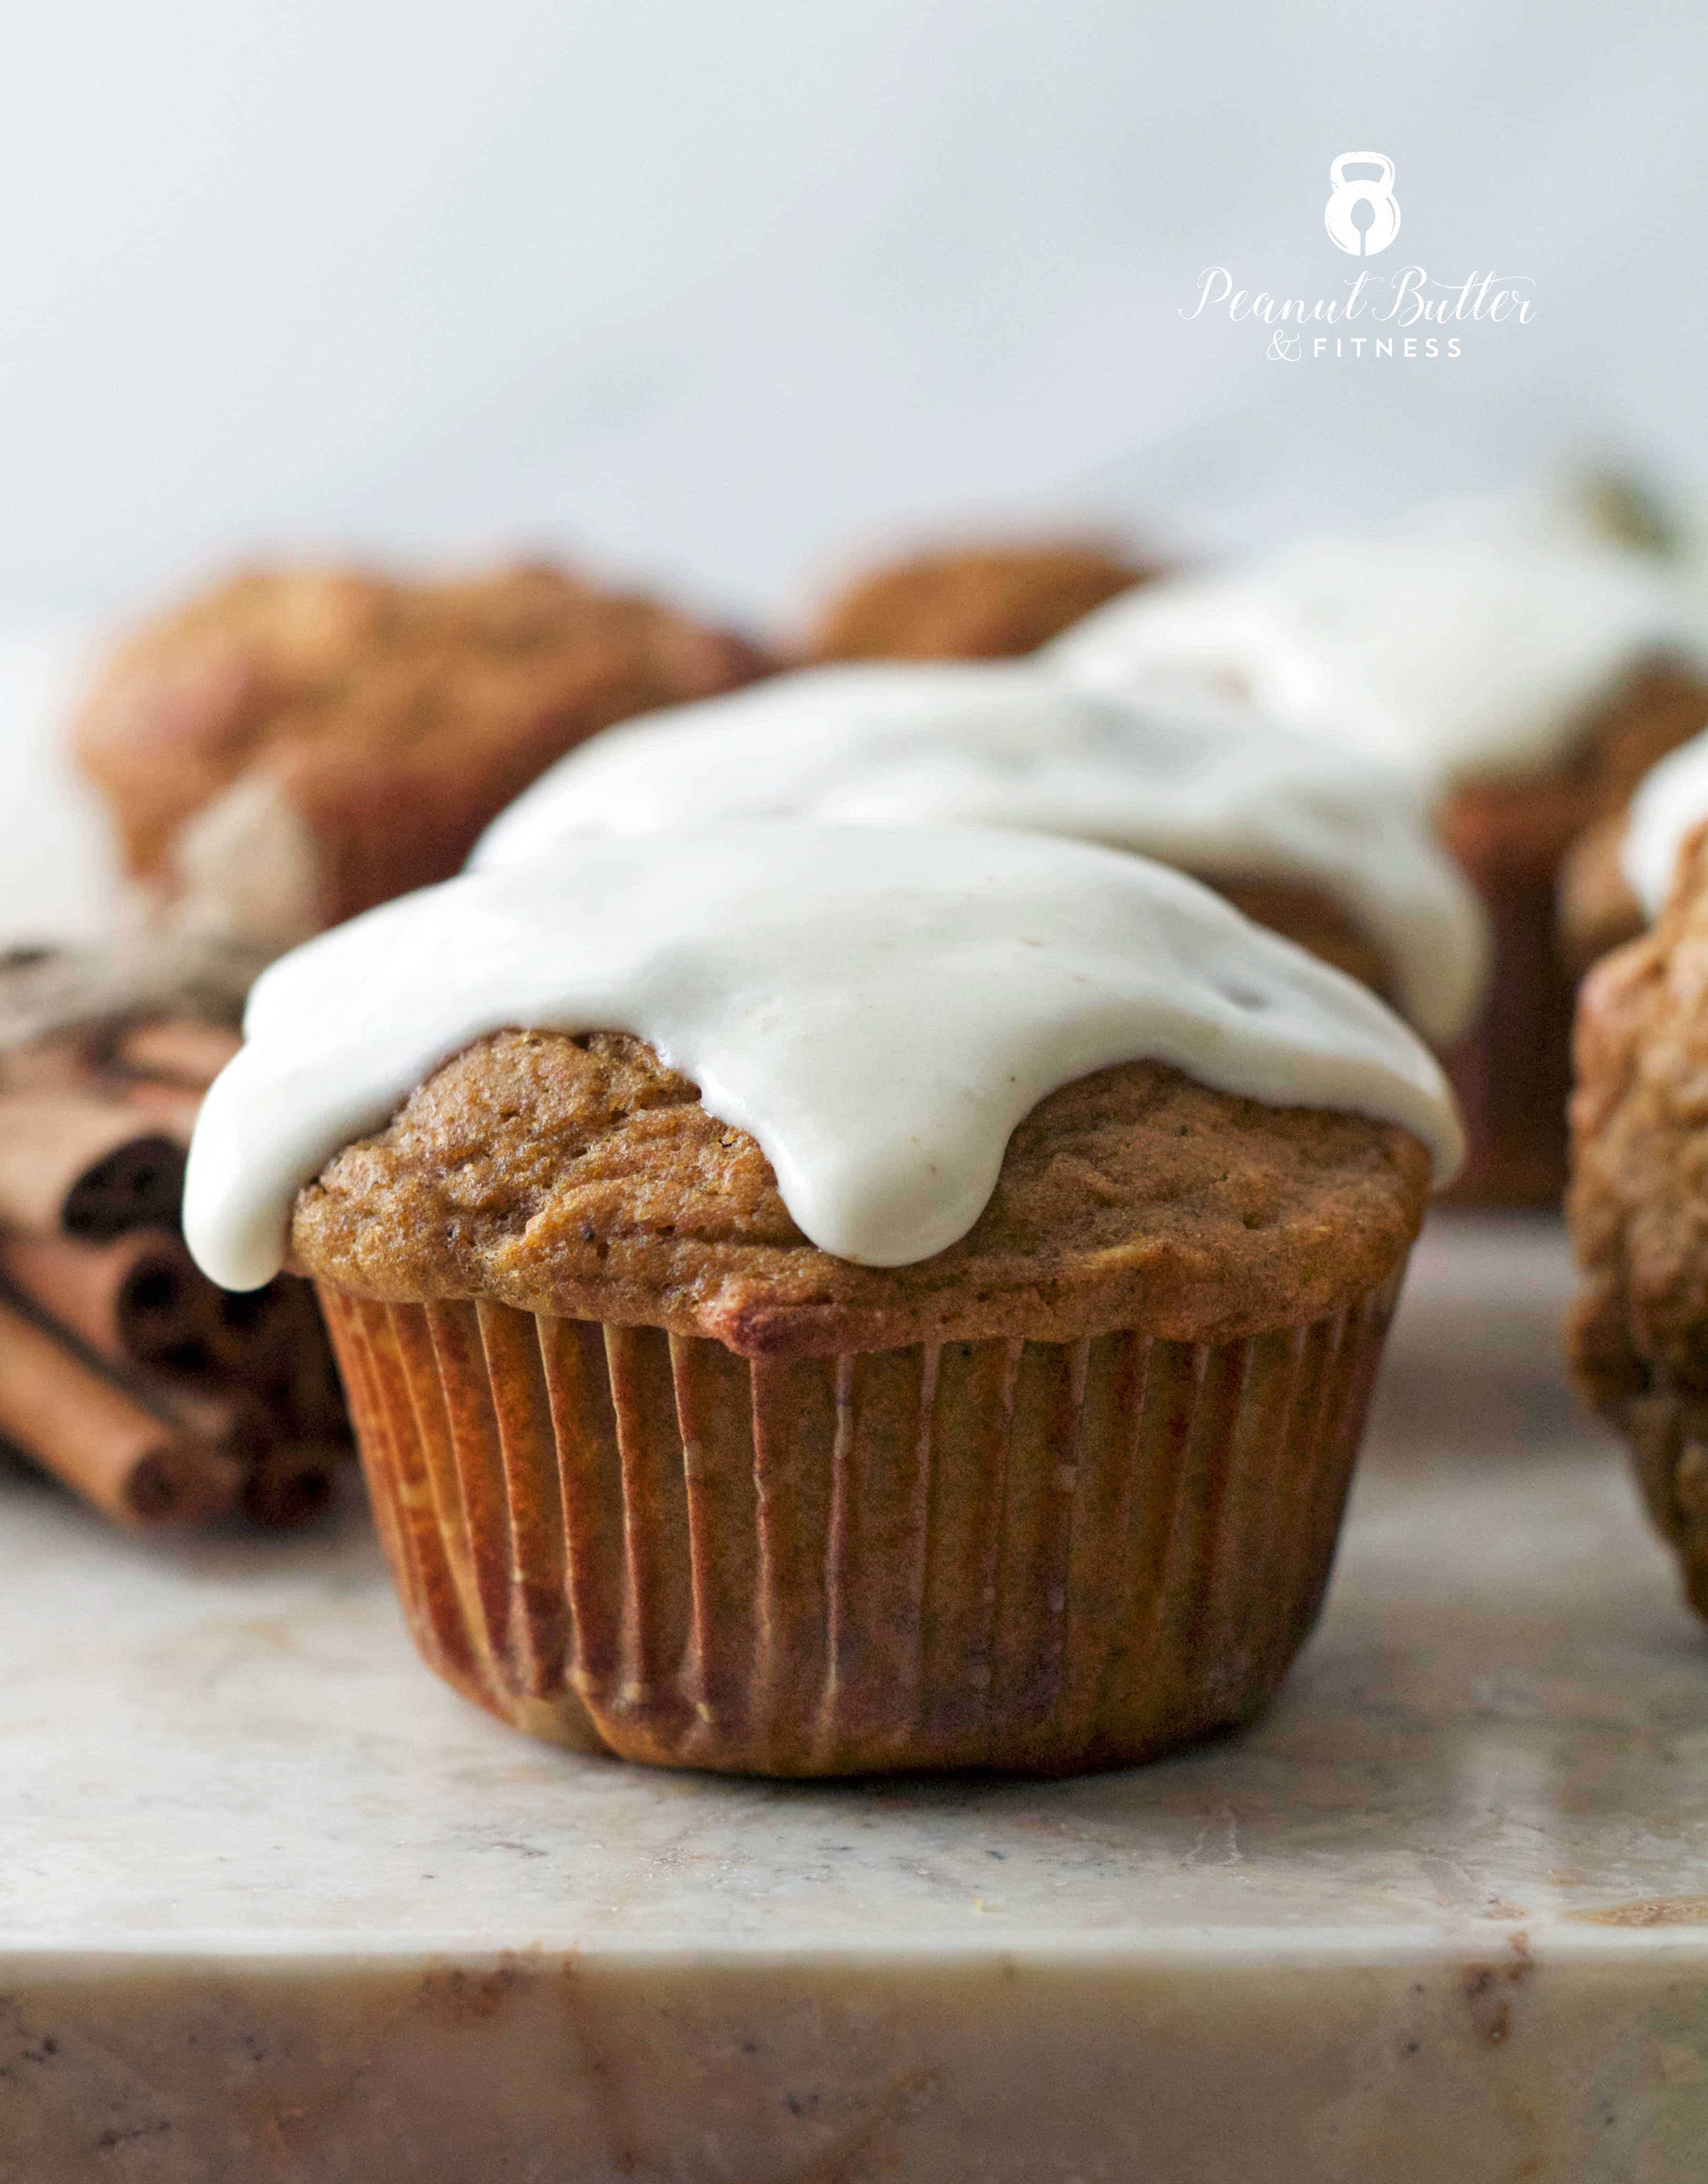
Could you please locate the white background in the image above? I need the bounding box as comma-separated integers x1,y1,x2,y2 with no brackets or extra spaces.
0,1,1703,638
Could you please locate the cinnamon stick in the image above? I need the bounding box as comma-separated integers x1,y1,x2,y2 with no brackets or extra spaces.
277,1300,353,1441
199,1275,307,1382
0,1031,104,1099
115,1019,241,1090
0,1094,185,1238
241,1443,338,1529
133,1375,274,1461
0,1230,220,1377
112,1078,204,1146
0,1292,241,1528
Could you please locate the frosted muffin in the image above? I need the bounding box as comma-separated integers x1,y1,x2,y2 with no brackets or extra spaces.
1559,726,1708,971
73,561,768,953
185,826,1459,1776
1567,828,1708,1617
1048,529,1708,1204
808,539,1151,663
472,661,1487,1050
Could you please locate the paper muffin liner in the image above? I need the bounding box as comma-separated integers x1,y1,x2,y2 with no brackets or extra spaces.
316,1270,1404,1776
1441,861,1575,1207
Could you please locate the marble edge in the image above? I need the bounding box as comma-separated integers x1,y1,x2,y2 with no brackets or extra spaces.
2,1925,1705,1974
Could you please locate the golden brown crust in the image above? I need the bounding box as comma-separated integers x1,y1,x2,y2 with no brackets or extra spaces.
807,540,1153,663
290,1029,1429,1359
73,563,771,928
1566,829,1708,1612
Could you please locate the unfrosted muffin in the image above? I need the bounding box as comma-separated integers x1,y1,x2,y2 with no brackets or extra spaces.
1566,827,1708,1616
808,538,1151,663
1049,527,1708,1205
472,661,1488,1050
73,561,769,952
185,826,1457,1777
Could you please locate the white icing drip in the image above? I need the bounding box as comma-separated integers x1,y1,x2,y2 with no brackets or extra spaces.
184,825,1461,1292
470,662,1488,1046
1623,727,1708,917
1047,532,1705,791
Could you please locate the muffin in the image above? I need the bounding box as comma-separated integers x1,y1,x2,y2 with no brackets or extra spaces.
73,561,769,953
472,660,1488,1050
1048,528,1708,1205
1556,813,1645,974
1566,827,1708,1617
1559,725,1708,972
808,539,1151,663
185,825,1458,1776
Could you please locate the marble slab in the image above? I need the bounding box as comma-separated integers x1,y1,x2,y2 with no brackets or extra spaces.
0,1214,1705,2179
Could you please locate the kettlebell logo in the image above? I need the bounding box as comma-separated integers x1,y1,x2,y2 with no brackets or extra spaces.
1325,151,1401,256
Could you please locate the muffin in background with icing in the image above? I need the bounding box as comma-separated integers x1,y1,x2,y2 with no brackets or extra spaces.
472,660,1489,1050
1047,525,1708,1205
186,823,1456,1777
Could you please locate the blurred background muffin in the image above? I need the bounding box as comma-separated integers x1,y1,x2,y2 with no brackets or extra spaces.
1558,721,1708,974
807,538,1155,663
73,561,770,953
1047,519,1708,1204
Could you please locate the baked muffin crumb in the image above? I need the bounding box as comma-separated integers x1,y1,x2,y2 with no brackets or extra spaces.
292,1028,1430,1356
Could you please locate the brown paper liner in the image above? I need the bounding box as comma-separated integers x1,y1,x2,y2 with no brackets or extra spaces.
317,1272,1403,1777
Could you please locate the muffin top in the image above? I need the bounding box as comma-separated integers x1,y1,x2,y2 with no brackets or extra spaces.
470,662,1488,1046
185,826,1460,1336
1046,525,1704,792
807,539,1149,663
287,1030,1430,1356
71,560,766,932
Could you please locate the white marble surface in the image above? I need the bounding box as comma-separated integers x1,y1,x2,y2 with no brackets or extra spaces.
2,1215,1707,2180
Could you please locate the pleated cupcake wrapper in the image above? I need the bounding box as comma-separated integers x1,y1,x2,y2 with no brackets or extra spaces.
318,1272,1404,1777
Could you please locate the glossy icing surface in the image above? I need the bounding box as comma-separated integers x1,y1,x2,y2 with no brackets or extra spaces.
471,662,1488,1044
1047,533,1701,790
185,824,1460,1289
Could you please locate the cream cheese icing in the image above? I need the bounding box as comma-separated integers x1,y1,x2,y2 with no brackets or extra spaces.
184,824,1462,1292
469,662,1488,1046
1046,532,1704,792
1622,727,1708,917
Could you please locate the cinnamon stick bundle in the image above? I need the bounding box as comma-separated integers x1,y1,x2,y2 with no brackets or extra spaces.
0,1290,241,1529
0,1094,185,1238
0,1015,352,1533
0,1229,217,1377
112,1078,203,1146
242,1442,338,1530
115,1019,241,1090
